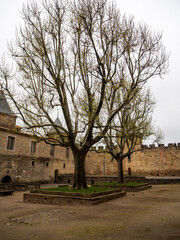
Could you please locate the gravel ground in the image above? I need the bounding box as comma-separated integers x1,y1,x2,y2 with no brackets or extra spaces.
0,184,180,240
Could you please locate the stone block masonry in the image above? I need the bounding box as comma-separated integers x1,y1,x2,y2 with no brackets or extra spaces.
1,119,180,184
0,126,74,183
0,114,16,129
124,144,180,176
23,189,126,205
0,154,74,183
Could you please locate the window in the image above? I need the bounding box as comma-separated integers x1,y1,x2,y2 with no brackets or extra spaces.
66,147,70,158
63,163,66,169
30,141,36,153
103,159,105,173
50,145,55,156
7,136,15,150
32,161,35,166
46,162,49,167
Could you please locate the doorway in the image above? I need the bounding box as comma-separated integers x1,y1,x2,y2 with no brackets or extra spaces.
1,175,12,183
54,169,59,182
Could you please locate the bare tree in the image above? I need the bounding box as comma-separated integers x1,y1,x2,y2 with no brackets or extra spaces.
0,0,168,188
101,87,163,183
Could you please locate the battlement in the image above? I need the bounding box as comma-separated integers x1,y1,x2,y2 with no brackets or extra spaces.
91,143,180,151
141,143,180,149
91,146,107,151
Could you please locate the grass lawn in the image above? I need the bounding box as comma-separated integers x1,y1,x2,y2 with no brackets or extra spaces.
41,186,114,193
97,182,145,186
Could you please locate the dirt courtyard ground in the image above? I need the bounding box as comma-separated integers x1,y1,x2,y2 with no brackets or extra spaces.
0,184,180,240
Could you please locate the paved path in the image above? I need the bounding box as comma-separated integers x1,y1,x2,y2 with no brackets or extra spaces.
0,184,180,240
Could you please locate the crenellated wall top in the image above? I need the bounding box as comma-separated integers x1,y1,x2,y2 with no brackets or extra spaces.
90,143,180,151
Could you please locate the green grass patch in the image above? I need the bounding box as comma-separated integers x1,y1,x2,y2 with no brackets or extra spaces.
97,182,145,186
41,186,114,193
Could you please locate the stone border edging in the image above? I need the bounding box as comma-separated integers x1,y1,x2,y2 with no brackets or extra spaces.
24,188,126,205
92,183,152,192
30,188,122,198
0,190,14,196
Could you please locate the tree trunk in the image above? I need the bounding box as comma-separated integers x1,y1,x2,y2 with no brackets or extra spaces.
117,158,124,183
73,150,87,189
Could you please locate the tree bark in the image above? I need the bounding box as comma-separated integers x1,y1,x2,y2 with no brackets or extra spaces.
73,150,87,189
117,158,124,183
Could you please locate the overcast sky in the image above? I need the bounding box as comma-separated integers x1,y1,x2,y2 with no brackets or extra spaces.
0,0,180,145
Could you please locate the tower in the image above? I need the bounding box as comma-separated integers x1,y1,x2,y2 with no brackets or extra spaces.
0,91,16,128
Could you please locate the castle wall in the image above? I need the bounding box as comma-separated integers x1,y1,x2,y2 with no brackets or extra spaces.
124,145,180,176
1,124,180,183
86,151,118,175
85,144,180,177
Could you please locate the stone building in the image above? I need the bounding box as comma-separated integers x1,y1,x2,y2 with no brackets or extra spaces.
0,91,117,183
0,91,75,183
0,90,180,184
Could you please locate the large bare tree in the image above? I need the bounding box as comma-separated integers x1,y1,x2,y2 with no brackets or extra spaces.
100,87,163,183
0,0,168,188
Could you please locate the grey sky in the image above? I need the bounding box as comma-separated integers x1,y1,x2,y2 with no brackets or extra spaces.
116,0,180,145
0,0,180,145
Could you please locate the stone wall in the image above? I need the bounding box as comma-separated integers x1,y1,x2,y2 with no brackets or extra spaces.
0,154,74,183
86,150,118,175
1,123,180,184
124,144,180,176
0,127,73,159
86,144,180,177
0,113,16,128
0,127,74,183
58,174,146,185
84,144,180,177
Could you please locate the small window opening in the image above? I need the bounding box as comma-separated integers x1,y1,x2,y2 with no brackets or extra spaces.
50,145,55,156
66,147,70,158
31,141,36,153
7,136,15,150
63,163,66,169
128,155,131,163
32,161,35,166
46,162,49,167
